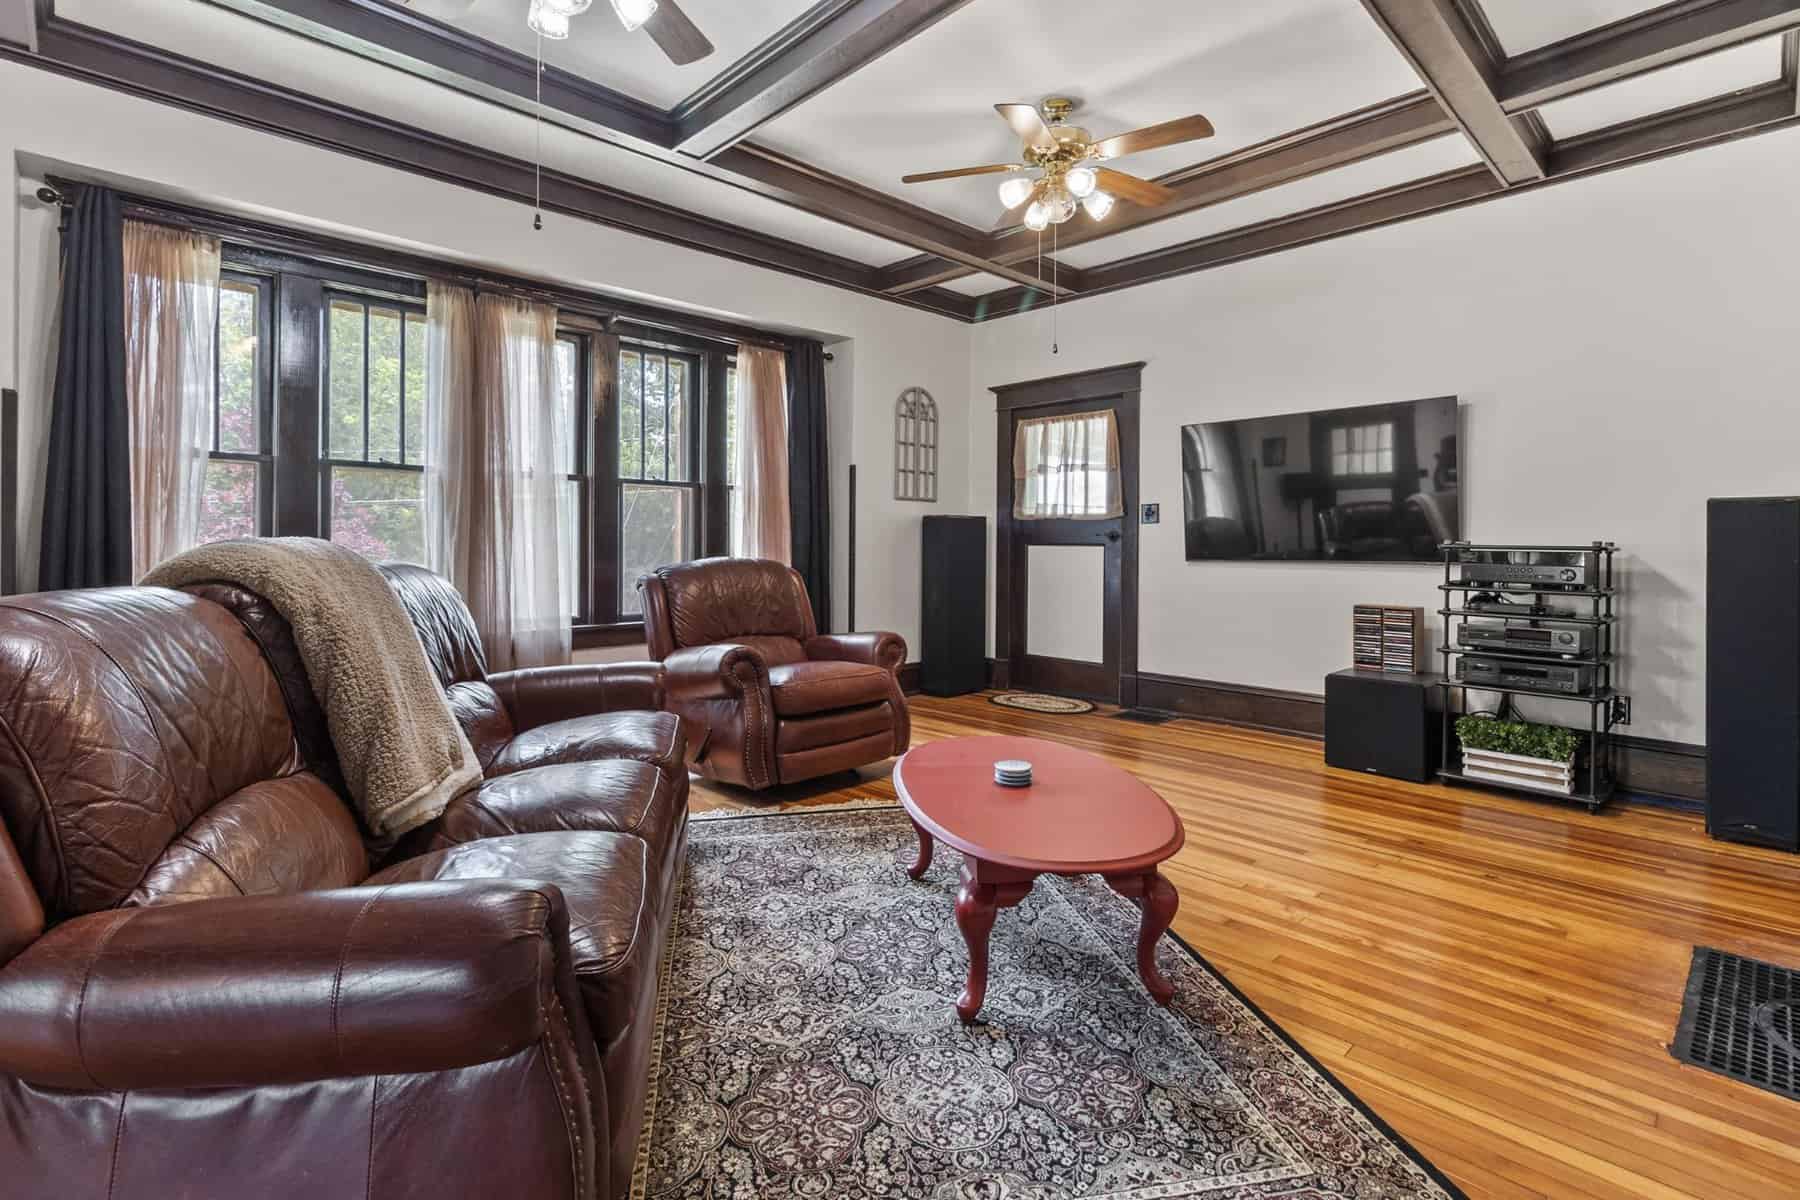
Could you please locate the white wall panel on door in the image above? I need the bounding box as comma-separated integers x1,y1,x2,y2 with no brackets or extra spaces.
1026,544,1105,663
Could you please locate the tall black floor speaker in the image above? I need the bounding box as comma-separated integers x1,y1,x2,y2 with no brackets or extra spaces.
1707,497,1800,850
921,516,986,696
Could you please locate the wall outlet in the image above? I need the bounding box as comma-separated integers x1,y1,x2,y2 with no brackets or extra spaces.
1141,503,1160,525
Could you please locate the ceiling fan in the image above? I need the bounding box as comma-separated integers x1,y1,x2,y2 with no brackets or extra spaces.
404,0,714,65
902,97,1213,231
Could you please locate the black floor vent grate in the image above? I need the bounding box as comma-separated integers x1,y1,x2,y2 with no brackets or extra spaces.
1112,709,1174,725
1671,946,1800,1101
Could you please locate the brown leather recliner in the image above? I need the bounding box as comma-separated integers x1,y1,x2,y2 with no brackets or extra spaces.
640,557,909,789
0,581,685,1200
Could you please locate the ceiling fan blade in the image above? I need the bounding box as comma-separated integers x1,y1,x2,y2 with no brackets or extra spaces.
1091,114,1215,160
1094,168,1176,207
901,164,1023,184
995,103,1056,153
644,0,714,65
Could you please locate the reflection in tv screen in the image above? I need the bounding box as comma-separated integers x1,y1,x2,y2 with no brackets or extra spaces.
1180,396,1459,562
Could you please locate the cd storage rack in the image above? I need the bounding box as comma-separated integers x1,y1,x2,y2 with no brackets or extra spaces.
1435,542,1625,812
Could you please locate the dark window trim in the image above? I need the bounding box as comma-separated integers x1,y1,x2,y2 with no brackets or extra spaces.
205,269,276,538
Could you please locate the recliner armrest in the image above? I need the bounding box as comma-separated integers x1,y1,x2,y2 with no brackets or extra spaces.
490,661,665,731
662,643,771,703
0,880,575,1090
805,632,906,672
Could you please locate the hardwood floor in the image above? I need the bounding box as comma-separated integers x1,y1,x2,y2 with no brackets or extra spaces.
689,692,1800,1200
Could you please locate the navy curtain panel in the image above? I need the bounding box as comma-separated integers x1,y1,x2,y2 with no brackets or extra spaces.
786,339,830,632
39,186,130,589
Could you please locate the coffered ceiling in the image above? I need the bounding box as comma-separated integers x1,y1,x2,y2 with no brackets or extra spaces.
12,0,1800,321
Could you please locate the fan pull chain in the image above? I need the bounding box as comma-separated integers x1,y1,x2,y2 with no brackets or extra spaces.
533,30,544,231
1051,218,1060,356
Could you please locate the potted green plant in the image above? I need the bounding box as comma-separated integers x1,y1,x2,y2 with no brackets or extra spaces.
1455,715,1581,795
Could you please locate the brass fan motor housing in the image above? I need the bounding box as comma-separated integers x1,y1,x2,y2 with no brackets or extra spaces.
1025,96,1096,176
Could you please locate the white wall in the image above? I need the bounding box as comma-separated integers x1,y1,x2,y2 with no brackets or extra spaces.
0,58,973,656
973,124,1800,745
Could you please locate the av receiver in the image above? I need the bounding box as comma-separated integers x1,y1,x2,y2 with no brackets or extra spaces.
1455,548,1596,589
1456,622,1593,657
1457,656,1593,694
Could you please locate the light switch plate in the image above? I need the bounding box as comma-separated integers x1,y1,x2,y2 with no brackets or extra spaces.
1141,503,1160,525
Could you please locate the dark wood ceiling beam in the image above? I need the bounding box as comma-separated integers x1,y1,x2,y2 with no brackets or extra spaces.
877,92,1454,294
1500,0,1800,112
878,253,1088,295
970,78,1799,318
193,0,1048,289
1358,0,1547,184
672,0,978,158
12,19,975,321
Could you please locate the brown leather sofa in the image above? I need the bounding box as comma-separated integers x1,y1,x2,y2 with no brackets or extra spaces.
640,557,909,789
0,579,686,1200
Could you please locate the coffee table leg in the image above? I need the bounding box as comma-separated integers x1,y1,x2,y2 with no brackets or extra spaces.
954,875,998,1023
906,818,934,880
1108,870,1179,1006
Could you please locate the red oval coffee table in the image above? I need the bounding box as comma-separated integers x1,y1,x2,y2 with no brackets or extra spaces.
893,734,1186,1023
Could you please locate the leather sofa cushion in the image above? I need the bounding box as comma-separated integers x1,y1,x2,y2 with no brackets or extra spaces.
775,702,895,755
368,832,654,1053
488,710,683,787
426,761,683,886
654,558,813,650
767,661,892,717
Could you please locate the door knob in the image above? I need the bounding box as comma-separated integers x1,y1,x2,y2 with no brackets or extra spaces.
1105,529,1121,542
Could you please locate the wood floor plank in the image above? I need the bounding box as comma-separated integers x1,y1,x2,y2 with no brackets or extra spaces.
688,692,1800,1199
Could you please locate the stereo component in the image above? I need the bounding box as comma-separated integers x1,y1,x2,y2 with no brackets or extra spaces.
1325,669,1440,783
1455,548,1596,589
1457,656,1593,694
1456,622,1593,657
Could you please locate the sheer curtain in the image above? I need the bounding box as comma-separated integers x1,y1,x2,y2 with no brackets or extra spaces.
733,343,791,562
1013,408,1124,520
124,219,220,577
424,282,570,669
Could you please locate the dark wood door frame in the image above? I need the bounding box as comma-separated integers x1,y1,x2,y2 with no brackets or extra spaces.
992,362,1144,709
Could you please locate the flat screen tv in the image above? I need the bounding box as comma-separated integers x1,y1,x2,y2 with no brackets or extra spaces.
1180,396,1459,562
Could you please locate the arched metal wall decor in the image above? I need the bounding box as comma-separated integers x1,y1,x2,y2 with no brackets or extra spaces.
894,387,939,502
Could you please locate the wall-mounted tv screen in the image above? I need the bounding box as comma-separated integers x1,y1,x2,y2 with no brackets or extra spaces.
1180,396,1459,562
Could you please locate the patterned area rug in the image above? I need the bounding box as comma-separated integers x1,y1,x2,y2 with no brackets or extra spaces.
633,805,1463,1200
989,692,1097,715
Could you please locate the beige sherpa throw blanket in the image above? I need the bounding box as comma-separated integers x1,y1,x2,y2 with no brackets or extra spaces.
143,538,482,837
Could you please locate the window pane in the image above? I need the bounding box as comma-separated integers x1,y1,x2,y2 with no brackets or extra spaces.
725,365,738,488
216,281,259,453
620,483,694,615
642,354,667,481
727,485,740,558
619,350,642,478
404,313,426,464
561,478,581,621
667,358,687,482
554,339,578,477
368,307,403,462
328,299,365,458
199,460,259,544
330,466,424,564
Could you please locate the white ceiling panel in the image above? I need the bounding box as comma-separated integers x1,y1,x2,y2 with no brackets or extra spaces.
414,0,819,109
939,273,1017,296
59,0,918,265
1537,36,1784,139
1477,0,1667,56
758,0,1424,230
1053,133,1481,269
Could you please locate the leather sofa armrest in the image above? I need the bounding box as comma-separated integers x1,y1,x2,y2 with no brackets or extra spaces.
662,643,771,704
0,880,578,1090
489,662,665,731
805,632,906,672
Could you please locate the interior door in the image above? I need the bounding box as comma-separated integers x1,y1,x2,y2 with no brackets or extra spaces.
1006,396,1124,702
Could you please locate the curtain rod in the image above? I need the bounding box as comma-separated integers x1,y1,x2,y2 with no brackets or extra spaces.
42,176,801,355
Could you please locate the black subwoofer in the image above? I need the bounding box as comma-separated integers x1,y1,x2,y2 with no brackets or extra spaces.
1707,497,1800,850
1324,668,1440,783
920,515,987,697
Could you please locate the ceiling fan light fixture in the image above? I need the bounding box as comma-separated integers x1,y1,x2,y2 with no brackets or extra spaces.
1081,189,1115,221
1065,165,1097,199
609,0,658,31
527,3,572,38
538,0,593,15
1022,199,1052,232
997,175,1036,209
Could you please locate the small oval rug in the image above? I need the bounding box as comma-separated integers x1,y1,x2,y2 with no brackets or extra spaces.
989,691,1096,715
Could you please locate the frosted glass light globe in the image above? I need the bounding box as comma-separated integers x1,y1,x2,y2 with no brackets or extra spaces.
1023,200,1051,232
539,0,594,15
528,4,572,38
1081,190,1115,221
610,0,658,31
997,176,1036,209
1065,166,1098,198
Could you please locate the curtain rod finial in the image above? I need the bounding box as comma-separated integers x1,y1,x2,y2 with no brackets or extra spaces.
35,186,66,207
